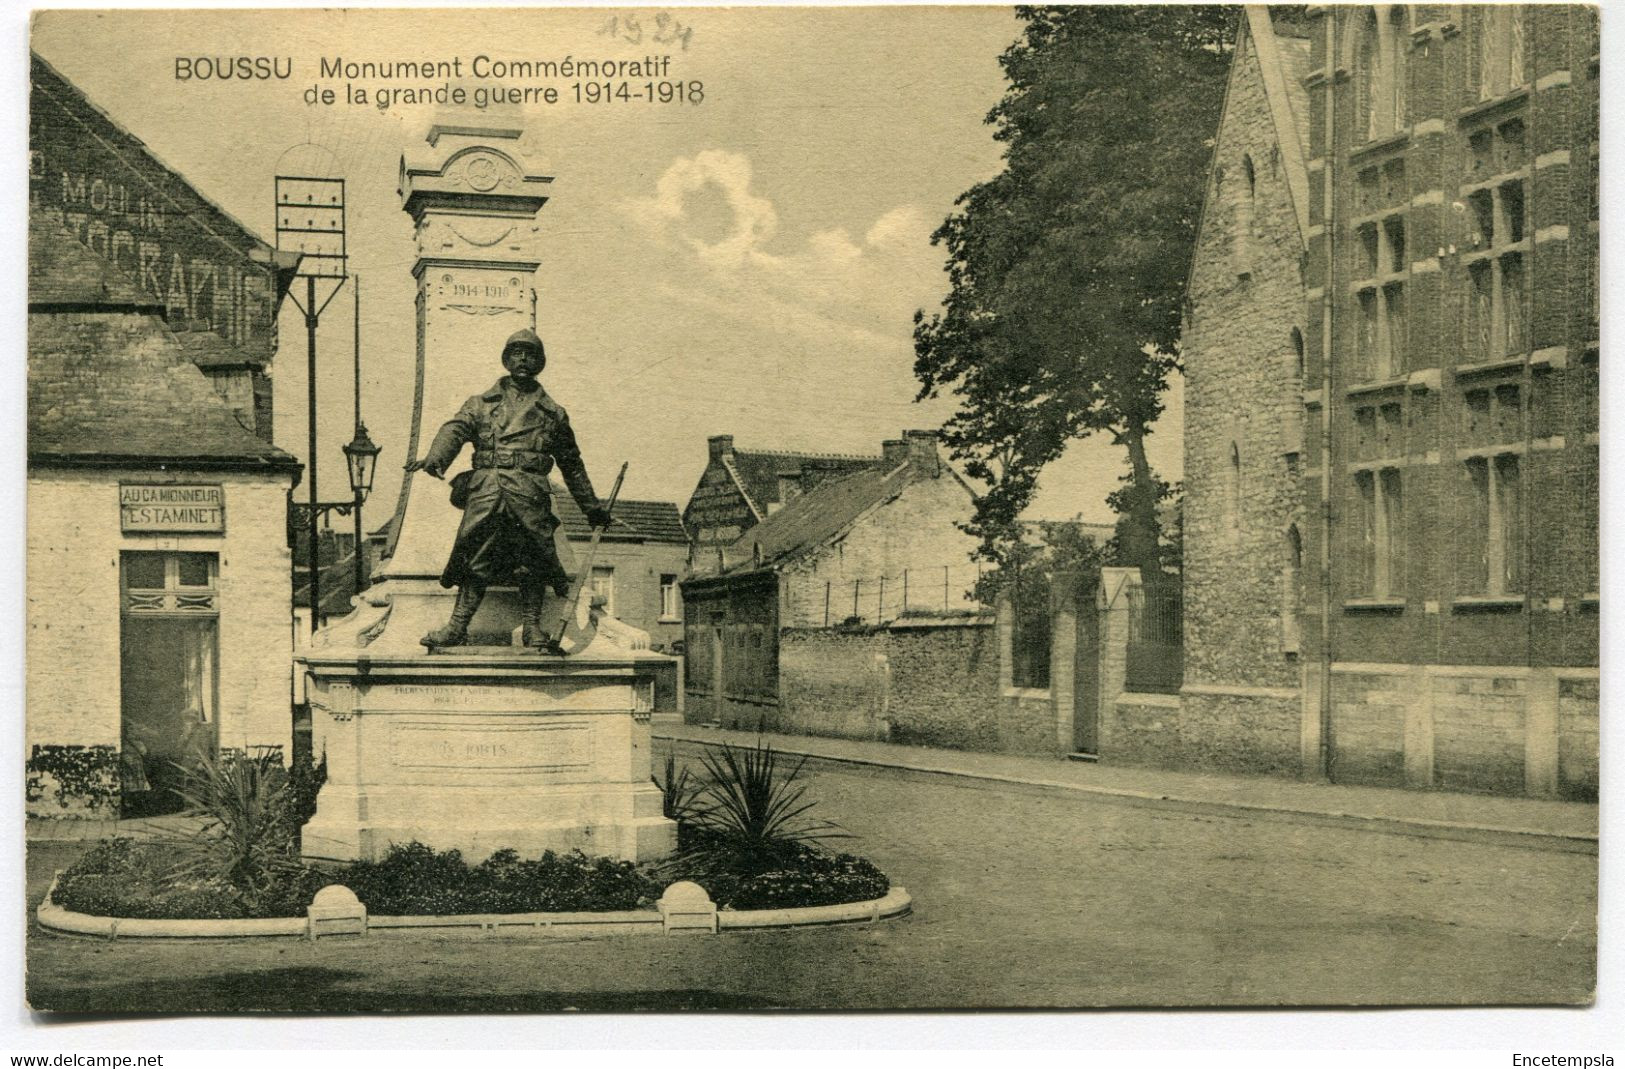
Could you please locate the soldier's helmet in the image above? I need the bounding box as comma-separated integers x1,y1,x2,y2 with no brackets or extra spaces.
501,328,546,370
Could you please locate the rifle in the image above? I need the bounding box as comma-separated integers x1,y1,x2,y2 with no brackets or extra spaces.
553,462,628,648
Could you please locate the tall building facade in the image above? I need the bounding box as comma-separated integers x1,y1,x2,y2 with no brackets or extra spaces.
1179,8,1314,777
1181,6,1598,799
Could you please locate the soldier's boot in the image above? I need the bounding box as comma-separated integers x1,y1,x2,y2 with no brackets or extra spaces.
421,583,485,648
519,580,565,655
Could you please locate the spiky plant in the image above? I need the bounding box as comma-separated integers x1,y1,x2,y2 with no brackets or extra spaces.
653,751,707,823
675,737,849,878
162,747,309,912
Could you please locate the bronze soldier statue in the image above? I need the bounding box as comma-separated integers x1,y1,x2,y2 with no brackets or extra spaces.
406,328,612,651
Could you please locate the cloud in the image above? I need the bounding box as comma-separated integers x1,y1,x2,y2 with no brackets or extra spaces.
621,150,944,349
624,149,777,267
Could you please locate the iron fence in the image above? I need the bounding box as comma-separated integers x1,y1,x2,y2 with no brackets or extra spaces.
1126,582,1183,695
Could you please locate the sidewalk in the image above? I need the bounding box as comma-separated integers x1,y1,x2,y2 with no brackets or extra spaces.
653,720,1599,854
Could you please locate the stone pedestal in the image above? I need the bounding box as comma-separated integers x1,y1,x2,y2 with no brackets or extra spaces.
301,646,676,863
295,105,677,864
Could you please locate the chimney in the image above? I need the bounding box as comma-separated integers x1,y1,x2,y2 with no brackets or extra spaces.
881,439,909,470
903,429,940,477
708,434,735,462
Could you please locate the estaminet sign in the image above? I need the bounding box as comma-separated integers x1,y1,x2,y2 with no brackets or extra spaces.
119,484,225,533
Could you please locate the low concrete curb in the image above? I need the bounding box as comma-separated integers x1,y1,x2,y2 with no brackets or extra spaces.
657,734,1598,856
35,877,912,940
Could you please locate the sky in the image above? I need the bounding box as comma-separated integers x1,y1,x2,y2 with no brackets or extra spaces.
30,6,1183,526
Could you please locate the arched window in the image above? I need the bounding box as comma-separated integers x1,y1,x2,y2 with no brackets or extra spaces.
1281,525,1303,654
1358,7,1408,141
1476,6,1526,101
1235,155,1257,275
1290,327,1306,383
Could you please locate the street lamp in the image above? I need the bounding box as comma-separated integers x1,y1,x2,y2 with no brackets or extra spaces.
342,421,380,597
290,421,382,621
343,421,380,500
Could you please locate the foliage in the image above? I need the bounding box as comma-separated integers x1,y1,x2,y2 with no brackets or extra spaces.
53,839,249,920
672,739,849,882
1105,476,1184,577
914,5,1234,580
26,744,119,812
339,842,659,915
653,752,707,823
161,747,317,915
971,519,1110,608
286,749,328,831
696,844,890,911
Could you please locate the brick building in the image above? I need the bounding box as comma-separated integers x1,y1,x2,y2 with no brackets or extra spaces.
27,54,303,819
681,431,983,730
682,434,885,551
1178,5,1598,798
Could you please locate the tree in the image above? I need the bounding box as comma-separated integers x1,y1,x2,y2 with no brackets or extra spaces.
914,5,1235,587
972,520,1109,690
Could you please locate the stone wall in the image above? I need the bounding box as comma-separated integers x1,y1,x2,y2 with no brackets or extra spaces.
27,466,297,815
770,616,1058,755
1557,677,1599,801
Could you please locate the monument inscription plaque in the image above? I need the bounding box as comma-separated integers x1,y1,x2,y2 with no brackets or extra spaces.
390,720,594,775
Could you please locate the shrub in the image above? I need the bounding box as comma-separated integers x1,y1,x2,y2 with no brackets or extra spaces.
653,752,706,823
699,846,890,911
53,839,253,920
26,744,119,813
341,842,474,916
342,842,659,915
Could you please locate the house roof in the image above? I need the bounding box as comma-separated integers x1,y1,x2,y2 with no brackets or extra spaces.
29,306,298,469
293,547,360,616
725,448,884,518
720,463,915,573
28,207,297,469
28,210,158,310
30,209,270,372
553,493,689,543
30,52,285,269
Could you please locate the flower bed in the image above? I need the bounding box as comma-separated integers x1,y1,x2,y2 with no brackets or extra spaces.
51,837,890,921
48,736,896,927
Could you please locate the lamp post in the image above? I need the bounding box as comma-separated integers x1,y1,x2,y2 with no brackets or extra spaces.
275,170,347,634
290,422,381,624
341,422,380,597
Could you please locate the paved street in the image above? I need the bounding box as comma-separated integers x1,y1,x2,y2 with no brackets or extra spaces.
26,752,1596,1012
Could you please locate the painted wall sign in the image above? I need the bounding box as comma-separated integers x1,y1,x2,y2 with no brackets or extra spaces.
30,59,281,361
120,484,225,532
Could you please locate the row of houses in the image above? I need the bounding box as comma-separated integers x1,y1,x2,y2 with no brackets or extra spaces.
666,4,1601,804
